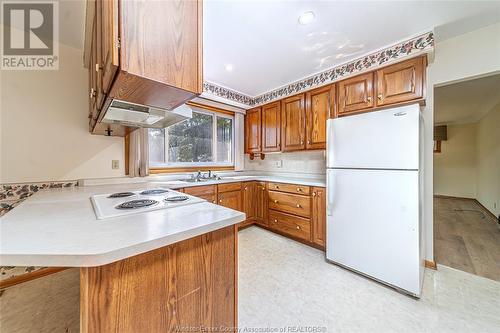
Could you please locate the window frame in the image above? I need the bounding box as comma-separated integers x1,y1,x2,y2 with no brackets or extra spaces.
149,109,235,170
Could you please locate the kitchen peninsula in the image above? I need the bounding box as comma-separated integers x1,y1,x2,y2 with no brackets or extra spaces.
0,182,245,332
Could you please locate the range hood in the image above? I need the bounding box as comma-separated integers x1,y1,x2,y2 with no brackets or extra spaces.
101,99,192,128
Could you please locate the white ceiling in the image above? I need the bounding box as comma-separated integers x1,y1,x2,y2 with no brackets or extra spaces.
204,1,500,96
434,74,500,125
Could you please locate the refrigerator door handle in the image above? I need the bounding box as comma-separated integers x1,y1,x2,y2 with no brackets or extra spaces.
327,175,334,216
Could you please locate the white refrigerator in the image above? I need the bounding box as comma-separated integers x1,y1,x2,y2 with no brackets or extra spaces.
326,103,424,297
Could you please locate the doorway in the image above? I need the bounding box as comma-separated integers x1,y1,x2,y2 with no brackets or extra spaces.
433,73,500,281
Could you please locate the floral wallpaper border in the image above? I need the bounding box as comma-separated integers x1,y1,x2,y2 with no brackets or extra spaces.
0,181,78,216
203,31,434,107
0,181,78,282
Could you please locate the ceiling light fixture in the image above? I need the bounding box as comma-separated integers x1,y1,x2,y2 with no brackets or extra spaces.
225,64,234,72
298,11,315,25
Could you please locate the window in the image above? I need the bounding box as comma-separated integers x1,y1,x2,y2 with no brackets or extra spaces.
149,110,234,168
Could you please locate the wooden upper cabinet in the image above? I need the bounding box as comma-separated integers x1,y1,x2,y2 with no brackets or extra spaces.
375,57,425,106
281,94,306,151
305,85,335,149
85,0,203,135
311,187,326,249
96,0,119,97
337,72,374,115
245,107,262,153
261,101,281,152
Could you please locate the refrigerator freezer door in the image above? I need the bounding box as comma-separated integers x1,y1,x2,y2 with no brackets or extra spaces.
326,104,420,170
326,168,421,296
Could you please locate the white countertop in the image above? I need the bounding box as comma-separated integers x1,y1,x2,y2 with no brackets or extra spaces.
0,175,324,267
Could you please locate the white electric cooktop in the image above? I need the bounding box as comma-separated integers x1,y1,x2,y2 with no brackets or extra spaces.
91,188,205,220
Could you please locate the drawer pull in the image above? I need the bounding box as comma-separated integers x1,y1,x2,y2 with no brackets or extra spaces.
274,200,278,203
274,219,278,223
296,188,301,192
296,225,301,230
312,192,316,197
296,204,301,208
275,186,279,189
219,199,222,203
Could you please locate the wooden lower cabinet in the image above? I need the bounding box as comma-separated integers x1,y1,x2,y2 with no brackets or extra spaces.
268,210,311,242
254,182,268,226
311,187,326,249
268,191,311,218
218,190,242,211
80,226,237,332
179,182,326,250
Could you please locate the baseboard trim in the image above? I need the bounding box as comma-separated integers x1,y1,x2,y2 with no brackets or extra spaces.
424,260,437,270
0,267,68,290
433,195,475,201
473,199,498,222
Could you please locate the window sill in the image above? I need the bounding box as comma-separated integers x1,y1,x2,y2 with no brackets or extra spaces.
149,165,235,174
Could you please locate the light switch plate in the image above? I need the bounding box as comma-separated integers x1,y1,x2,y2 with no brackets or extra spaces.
112,160,119,169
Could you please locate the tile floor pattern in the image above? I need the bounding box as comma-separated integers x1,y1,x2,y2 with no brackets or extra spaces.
238,227,500,333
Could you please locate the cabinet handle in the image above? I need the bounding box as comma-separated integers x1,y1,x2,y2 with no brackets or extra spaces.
275,186,279,189
377,94,383,100
274,200,278,203
296,204,301,208
89,88,96,99
262,187,265,191
219,199,222,203
244,187,247,190
301,139,304,145
367,96,372,102
274,219,278,223
312,192,316,197
296,225,301,230
95,63,103,72
296,188,302,192
307,140,311,144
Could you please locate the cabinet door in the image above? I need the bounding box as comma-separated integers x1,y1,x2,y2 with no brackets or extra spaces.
242,182,255,220
375,57,425,106
218,190,242,211
261,102,281,152
312,187,326,249
97,0,119,96
255,182,268,226
306,85,334,149
281,94,306,151
337,73,374,115
245,107,262,153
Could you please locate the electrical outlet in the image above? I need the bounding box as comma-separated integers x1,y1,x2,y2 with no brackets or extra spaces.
274,160,283,168
112,160,119,169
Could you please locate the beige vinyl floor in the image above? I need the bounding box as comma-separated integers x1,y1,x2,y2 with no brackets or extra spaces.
238,226,500,333
434,197,500,281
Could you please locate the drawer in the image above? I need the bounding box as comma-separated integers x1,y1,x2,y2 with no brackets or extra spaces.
218,182,242,193
268,191,311,218
267,182,310,195
183,185,216,197
268,210,311,241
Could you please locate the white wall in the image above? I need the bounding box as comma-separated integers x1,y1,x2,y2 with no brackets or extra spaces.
476,104,500,217
244,150,326,175
0,43,125,183
433,123,477,198
424,22,500,260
